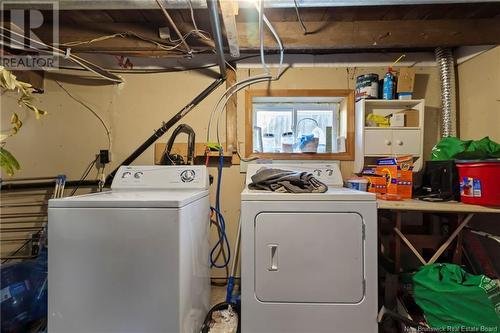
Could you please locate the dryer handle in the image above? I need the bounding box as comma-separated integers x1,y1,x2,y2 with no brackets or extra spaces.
268,244,278,271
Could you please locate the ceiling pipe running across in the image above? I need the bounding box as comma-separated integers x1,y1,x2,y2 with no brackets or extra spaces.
207,0,227,79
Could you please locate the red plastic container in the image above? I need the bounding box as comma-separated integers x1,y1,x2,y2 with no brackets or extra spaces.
456,160,500,207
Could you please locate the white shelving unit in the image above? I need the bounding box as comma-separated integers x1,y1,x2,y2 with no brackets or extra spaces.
354,99,425,173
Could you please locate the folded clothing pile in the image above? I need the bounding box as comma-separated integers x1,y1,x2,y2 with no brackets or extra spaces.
249,168,328,193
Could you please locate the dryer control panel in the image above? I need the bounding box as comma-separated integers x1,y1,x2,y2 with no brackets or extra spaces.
111,165,209,190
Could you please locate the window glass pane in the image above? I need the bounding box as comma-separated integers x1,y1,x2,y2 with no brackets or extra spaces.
254,110,293,153
296,110,333,153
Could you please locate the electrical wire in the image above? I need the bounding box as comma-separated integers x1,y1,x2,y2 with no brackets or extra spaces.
236,150,259,163
259,0,270,75
211,2,285,145
54,80,112,151
59,33,126,47
207,2,285,146
0,26,122,83
155,0,192,54
293,0,309,35
55,53,265,75
70,156,98,196
186,0,212,41
58,31,191,53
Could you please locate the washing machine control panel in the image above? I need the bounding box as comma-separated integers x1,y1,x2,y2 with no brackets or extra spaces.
112,166,209,190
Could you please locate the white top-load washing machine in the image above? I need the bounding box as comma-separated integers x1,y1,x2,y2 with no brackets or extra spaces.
48,165,210,333
241,163,377,333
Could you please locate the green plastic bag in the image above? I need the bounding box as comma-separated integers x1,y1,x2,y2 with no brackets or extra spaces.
413,264,500,330
431,136,500,161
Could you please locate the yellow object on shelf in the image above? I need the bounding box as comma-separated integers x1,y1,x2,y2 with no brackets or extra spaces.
366,113,390,127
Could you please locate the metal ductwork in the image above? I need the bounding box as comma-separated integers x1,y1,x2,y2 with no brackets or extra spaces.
435,47,457,138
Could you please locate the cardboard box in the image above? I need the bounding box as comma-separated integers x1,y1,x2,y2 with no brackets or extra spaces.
375,155,414,198
390,113,405,127
397,67,416,93
392,108,419,127
364,175,387,194
375,161,399,195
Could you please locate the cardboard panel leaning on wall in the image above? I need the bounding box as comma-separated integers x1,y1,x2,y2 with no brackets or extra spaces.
458,46,500,142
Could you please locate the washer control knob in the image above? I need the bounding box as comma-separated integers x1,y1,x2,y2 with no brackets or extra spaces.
180,169,196,183
134,171,143,179
122,171,132,178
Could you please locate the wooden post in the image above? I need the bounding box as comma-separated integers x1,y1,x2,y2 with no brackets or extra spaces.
225,66,237,153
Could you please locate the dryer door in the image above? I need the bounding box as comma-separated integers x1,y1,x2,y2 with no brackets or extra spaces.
255,212,364,303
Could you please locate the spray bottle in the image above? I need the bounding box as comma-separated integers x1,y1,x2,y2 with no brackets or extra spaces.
383,54,406,100
382,67,395,100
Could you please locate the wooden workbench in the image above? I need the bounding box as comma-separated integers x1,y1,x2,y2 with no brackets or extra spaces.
378,199,500,214
376,199,500,272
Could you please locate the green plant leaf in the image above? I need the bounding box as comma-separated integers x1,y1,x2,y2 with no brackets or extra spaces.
11,113,22,134
0,147,20,176
1,68,17,90
1,67,45,148
19,97,46,119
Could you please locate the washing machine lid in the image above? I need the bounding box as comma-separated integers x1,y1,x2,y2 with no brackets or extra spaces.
49,189,209,208
241,187,375,201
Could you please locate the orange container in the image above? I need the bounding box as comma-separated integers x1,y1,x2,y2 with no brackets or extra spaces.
375,156,414,199
364,175,387,194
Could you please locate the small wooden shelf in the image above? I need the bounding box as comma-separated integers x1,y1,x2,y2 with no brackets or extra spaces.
364,126,420,130
154,143,239,165
361,99,422,107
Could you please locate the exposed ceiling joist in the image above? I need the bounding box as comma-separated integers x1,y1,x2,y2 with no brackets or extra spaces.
39,17,500,56
238,18,500,50
9,0,500,10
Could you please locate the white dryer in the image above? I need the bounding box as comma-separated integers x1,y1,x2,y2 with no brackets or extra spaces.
241,163,377,333
48,165,210,333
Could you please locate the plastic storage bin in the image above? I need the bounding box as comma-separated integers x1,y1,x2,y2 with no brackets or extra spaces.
456,160,500,207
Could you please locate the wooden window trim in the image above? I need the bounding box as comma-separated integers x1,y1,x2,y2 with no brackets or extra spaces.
245,89,355,160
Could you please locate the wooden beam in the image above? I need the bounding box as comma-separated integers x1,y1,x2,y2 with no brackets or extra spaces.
237,18,500,50
219,0,240,57
29,18,500,54
225,66,237,152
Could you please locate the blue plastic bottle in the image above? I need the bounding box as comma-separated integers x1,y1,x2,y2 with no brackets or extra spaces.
383,69,395,100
